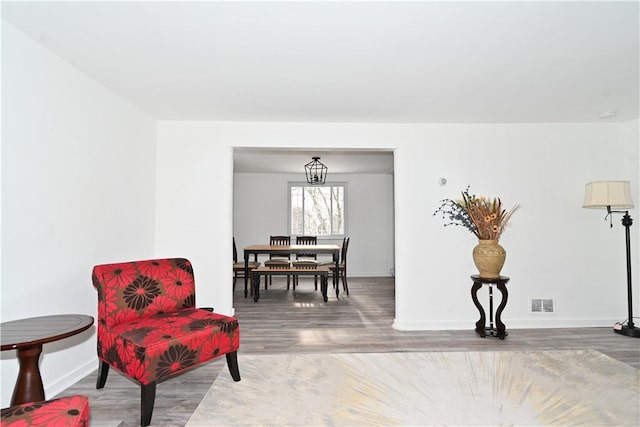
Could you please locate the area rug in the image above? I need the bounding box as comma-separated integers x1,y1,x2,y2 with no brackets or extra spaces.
186,350,639,426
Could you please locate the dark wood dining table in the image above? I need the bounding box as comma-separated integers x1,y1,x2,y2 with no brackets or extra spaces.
1,314,94,405
243,244,341,298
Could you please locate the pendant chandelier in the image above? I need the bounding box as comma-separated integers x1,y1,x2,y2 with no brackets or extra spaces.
304,156,328,185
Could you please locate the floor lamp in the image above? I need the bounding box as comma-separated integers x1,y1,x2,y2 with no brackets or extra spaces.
583,181,639,338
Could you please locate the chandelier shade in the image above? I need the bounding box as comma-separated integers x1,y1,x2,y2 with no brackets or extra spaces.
305,157,328,185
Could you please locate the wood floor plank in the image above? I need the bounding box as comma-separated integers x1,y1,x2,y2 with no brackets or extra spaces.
59,276,640,426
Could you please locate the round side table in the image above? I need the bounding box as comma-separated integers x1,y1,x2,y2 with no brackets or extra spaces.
1,314,94,405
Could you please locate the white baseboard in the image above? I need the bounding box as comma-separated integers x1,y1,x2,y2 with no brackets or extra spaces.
45,356,97,399
392,317,623,331
347,272,394,278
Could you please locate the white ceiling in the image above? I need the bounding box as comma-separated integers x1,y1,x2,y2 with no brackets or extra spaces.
2,1,638,124
2,1,638,174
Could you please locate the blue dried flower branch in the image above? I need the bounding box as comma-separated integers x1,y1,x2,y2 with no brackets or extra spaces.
433,186,481,239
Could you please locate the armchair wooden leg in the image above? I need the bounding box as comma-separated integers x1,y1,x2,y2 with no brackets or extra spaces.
96,360,109,389
141,382,156,427
226,351,241,382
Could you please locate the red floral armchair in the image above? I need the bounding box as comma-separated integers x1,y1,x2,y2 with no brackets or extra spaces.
1,395,90,427
92,258,240,426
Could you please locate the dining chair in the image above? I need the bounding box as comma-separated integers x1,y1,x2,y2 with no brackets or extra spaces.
320,236,350,295
293,235,318,290
289,260,320,291
265,235,291,288
233,237,260,292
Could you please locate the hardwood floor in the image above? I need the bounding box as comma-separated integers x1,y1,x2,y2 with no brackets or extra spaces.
60,276,639,426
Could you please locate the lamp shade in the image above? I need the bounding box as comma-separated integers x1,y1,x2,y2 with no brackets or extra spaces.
583,181,634,209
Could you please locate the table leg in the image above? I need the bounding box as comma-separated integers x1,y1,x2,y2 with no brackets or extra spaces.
244,252,250,298
322,272,329,302
495,282,509,339
333,252,340,298
471,281,486,337
330,271,338,300
252,271,260,302
488,284,494,330
11,345,45,405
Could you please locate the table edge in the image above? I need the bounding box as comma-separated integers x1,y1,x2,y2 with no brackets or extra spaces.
1,314,94,351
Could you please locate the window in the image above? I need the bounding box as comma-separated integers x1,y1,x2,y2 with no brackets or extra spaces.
289,183,346,237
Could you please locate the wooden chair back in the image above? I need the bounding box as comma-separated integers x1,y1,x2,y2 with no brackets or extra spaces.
269,235,291,260
295,235,317,260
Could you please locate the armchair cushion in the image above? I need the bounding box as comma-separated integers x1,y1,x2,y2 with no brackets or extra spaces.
101,308,238,384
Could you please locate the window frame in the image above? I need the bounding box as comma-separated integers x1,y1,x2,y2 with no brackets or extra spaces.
287,182,347,239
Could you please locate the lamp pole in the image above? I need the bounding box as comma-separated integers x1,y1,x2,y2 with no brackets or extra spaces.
615,211,640,337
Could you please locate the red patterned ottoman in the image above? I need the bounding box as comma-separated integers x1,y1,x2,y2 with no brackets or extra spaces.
1,395,89,427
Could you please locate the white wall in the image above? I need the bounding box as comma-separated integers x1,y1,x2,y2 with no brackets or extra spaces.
1,22,157,407
156,121,639,331
233,172,394,277
394,124,639,330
